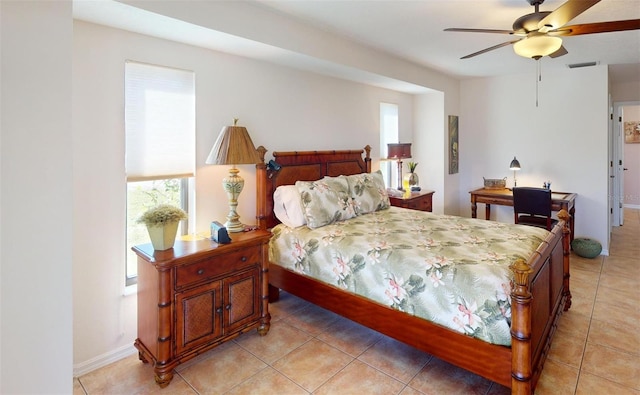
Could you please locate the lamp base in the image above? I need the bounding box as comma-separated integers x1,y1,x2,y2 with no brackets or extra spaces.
223,166,246,233
225,220,245,233
396,159,404,191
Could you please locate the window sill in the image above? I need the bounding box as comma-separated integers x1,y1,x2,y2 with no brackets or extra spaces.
123,284,137,297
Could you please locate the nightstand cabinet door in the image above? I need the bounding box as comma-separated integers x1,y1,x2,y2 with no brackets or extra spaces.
175,281,223,355
225,267,261,333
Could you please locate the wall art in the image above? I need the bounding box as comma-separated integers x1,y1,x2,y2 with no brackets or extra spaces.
448,115,459,174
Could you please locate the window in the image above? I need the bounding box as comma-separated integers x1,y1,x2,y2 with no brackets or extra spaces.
125,179,190,283
125,61,195,285
380,103,399,188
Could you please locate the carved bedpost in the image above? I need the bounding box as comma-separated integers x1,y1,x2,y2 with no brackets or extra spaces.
363,145,372,173
557,209,572,310
510,258,533,395
256,146,268,230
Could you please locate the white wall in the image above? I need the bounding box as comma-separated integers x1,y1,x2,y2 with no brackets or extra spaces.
72,20,425,373
611,80,640,103
460,65,610,252
414,92,446,214
1,1,74,393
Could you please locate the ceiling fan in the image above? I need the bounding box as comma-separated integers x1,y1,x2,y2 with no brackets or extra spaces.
445,0,640,60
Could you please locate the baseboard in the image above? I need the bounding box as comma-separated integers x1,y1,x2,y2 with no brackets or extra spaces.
623,204,640,210
73,343,137,378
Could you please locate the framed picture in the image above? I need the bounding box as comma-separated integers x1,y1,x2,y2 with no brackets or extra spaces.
448,115,459,174
624,121,640,143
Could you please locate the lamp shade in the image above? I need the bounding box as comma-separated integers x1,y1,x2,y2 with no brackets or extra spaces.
387,143,412,159
509,157,521,171
513,35,562,59
206,121,260,165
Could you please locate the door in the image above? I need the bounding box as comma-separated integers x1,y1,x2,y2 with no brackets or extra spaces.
175,281,223,355
612,101,640,227
618,106,625,225
609,95,616,233
224,267,261,334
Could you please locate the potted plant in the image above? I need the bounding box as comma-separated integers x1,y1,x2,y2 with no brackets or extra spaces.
406,161,419,188
137,204,187,250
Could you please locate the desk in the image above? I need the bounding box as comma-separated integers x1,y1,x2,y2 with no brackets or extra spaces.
469,187,576,241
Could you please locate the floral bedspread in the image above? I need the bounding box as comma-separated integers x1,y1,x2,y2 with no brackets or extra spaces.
269,206,550,346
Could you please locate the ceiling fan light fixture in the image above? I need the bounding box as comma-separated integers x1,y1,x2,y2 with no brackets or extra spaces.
513,35,562,59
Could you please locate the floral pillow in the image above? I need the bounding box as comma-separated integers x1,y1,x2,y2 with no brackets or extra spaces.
295,176,357,229
345,170,390,215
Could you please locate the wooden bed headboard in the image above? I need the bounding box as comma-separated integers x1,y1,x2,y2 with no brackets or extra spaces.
255,145,372,230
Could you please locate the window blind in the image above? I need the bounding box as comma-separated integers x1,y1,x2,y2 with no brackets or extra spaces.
380,102,399,187
125,61,195,181
380,102,399,157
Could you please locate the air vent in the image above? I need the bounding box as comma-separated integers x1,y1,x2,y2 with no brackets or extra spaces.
567,61,599,69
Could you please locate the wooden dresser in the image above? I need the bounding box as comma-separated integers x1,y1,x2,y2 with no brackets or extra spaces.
133,230,271,387
389,190,434,212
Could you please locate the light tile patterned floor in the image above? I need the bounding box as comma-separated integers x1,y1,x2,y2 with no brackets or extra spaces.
74,209,640,395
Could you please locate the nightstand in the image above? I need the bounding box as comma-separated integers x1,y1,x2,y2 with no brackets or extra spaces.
389,190,434,212
133,229,271,387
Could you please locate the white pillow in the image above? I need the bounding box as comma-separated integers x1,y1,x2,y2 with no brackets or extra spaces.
273,185,306,228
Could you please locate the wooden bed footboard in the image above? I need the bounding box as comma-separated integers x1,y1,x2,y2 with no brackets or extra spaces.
510,209,571,394
256,146,571,394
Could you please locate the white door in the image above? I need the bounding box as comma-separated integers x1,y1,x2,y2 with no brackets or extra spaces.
618,106,625,225
608,96,615,233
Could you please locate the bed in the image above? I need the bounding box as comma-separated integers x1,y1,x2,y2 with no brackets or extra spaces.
255,145,572,394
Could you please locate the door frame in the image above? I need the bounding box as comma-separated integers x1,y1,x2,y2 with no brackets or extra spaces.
612,100,640,227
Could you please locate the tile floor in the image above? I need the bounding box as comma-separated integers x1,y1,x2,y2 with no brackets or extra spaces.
74,209,640,395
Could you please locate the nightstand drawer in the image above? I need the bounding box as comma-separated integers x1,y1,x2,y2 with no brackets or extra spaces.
389,191,434,213
406,198,431,212
176,246,261,289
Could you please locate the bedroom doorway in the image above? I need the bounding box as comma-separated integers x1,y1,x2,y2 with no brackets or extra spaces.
612,100,640,228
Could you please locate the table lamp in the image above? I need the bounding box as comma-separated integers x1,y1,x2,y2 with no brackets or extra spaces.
387,143,412,190
206,119,260,232
509,156,521,188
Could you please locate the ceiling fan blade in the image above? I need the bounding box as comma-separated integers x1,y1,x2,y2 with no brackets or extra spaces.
549,45,568,58
554,19,640,36
444,28,515,35
460,40,521,59
538,0,601,33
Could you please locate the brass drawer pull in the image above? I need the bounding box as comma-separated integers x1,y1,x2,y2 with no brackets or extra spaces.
241,256,247,262
197,269,204,275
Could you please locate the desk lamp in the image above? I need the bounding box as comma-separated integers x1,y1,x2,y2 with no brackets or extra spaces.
509,156,521,188
206,119,260,232
387,143,412,190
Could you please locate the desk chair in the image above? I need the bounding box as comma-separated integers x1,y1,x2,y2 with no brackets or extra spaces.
513,187,558,231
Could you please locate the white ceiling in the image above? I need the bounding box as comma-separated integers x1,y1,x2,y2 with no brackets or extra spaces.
74,0,640,85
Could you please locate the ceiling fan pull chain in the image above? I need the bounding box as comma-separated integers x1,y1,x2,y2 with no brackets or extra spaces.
539,59,542,82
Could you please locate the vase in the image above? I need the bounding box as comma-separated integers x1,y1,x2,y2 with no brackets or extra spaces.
146,221,180,250
405,172,419,188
